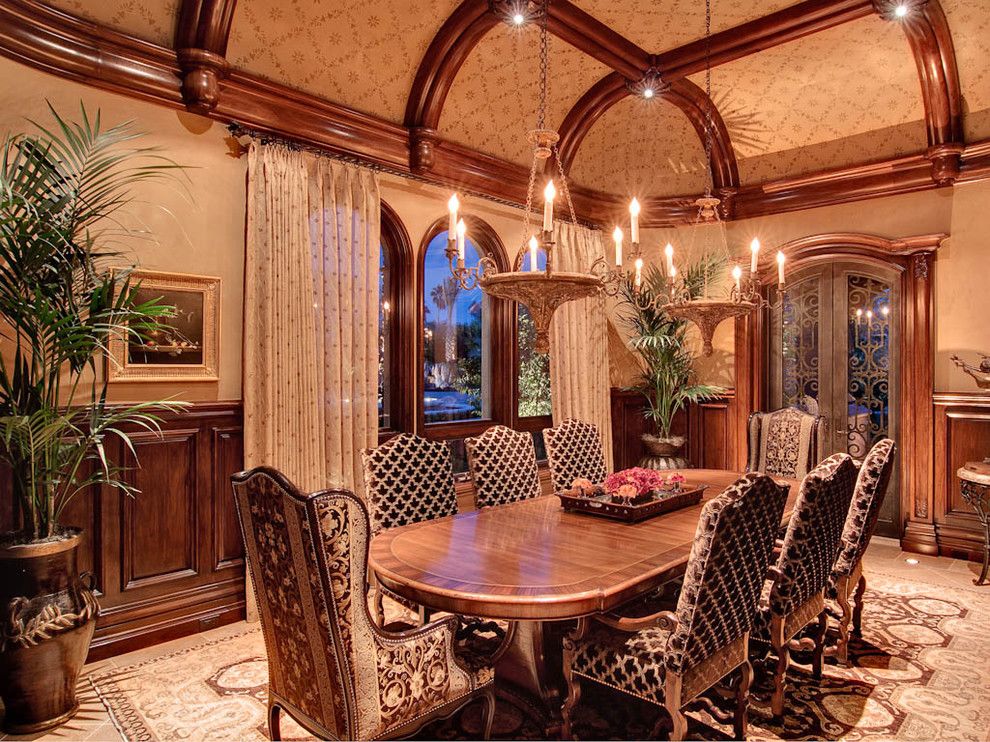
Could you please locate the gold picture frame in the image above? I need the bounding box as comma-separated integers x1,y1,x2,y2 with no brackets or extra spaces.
107,269,220,382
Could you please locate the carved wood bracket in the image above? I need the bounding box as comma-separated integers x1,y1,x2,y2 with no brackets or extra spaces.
176,0,238,113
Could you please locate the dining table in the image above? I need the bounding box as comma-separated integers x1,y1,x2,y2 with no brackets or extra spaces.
369,468,800,724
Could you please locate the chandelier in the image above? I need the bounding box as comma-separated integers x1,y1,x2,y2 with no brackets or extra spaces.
444,0,604,354
605,0,788,356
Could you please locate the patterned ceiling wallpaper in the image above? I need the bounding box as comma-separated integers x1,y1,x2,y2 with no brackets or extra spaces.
47,0,178,47
578,0,795,56
567,95,708,197
688,14,927,184
439,24,610,167
941,0,990,140
226,0,461,123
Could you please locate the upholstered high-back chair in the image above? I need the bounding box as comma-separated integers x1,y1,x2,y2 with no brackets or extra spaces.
465,425,541,508
830,438,896,664
747,407,827,479
231,467,495,741
753,453,858,717
543,418,608,493
562,473,789,741
361,433,458,535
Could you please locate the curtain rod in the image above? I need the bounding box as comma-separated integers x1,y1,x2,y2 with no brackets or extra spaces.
225,122,602,231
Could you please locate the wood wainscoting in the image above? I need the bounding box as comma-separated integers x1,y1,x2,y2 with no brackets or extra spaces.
610,388,738,472
927,392,990,560
0,401,246,661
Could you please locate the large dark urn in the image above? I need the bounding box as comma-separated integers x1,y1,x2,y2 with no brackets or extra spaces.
0,529,98,733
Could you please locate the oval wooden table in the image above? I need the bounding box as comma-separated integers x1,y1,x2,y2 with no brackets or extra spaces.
369,469,799,723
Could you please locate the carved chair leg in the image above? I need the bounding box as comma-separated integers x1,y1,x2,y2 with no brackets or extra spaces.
268,702,282,741
480,686,496,741
835,577,853,666
770,622,790,719
811,610,828,681
852,574,867,637
667,706,689,741
734,660,753,741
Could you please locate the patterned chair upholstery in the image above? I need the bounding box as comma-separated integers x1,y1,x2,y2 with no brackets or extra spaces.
361,433,459,625
829,438,897,664
544,418,609,493
231,467,495,741
561,473,789,741
747,407,827,480
465,425,541,508
752,453,858,717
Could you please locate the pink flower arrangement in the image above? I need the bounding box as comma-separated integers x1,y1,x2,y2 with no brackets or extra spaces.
604,467,667,497
667,472,686,492
570,477,597,496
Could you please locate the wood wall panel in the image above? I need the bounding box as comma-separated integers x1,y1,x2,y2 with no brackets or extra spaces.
933,393,990,560
212,427,245,571
121,429,200,590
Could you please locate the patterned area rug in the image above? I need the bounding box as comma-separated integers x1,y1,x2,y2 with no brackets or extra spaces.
90,571,990,741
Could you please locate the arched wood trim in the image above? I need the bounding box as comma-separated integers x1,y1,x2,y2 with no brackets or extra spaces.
554,75,740,202
379,201,417,438
176,0,238,113
415,214,513,436
734,231,944,553
892,0,965,184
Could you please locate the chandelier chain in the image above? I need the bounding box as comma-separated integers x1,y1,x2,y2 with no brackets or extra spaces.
538,0,550,132
554,144,577,224
703,0,714,198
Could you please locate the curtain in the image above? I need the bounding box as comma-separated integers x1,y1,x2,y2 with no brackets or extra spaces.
244,143,380,618
550,221,613,471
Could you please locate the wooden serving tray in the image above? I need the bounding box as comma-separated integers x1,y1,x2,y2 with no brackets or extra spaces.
557,486,707,523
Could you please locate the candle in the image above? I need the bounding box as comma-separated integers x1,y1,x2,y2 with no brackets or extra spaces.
634,257,643,289
629,198,641,244
543,180,556,232
664,243,674,276
612,227,623,266
456,218,466,265
732,265,742,294
866,309,874,323
856,308,863,323
670,265,677,282
776,250,786,285
529,235,539,272
447,194,459,236
750,238,760,273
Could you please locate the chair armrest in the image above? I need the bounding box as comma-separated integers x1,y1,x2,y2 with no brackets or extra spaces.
381,612,460,645
593,609,678,634
766,565,783,582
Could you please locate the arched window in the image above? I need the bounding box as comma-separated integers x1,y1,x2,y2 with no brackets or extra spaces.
418,216,513,471
378,202,413,438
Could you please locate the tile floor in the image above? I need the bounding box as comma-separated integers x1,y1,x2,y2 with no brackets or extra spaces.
2,537,986,742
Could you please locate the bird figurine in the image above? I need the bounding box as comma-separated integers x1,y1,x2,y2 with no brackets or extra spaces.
951,353,990,390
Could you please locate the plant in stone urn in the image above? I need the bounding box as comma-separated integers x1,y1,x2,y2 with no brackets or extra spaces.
620,259,725,468
0,104,187,733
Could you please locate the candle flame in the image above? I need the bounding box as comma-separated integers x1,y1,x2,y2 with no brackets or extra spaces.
447,194,459,212
544,180,556,201
612,226,623,243
456,218,466,237
629,198,641,216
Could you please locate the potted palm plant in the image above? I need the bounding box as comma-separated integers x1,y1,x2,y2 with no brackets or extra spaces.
619,258,726,468
0,104,186,733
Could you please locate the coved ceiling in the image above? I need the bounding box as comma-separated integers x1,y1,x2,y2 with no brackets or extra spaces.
44,0,990,197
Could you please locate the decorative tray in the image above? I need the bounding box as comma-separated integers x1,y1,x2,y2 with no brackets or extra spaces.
557,486,707,523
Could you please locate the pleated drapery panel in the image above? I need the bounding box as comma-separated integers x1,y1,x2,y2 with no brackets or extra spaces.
549,221,613,471
244,144,380,619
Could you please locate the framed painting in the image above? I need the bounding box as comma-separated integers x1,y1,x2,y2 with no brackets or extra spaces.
107,270,220,382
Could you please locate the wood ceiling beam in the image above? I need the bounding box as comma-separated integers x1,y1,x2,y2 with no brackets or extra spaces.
175,0,238,113
892,0,965,184
553,74,740,214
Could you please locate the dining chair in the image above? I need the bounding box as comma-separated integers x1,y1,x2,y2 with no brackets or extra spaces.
362,433,458,625
543,418,608,493
747,407,827,480
828,438,896,665
561,473,789,741
465,424,542,508
751,453,858,717
231,467,496,741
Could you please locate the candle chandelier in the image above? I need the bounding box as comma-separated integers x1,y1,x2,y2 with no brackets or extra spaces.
445,0,603,354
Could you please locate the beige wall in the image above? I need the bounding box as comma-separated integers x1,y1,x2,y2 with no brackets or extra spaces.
3,54,987,401
0,56,247,402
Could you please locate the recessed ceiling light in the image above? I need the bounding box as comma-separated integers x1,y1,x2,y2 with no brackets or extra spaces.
905,557,919,565
894,3,909,17
512,12,525,25
643,87,655,99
